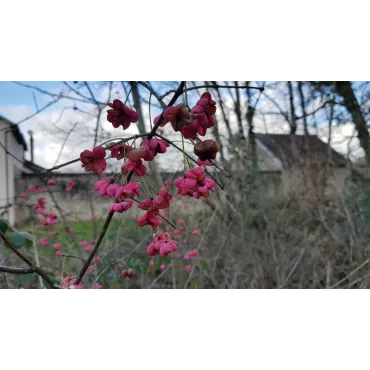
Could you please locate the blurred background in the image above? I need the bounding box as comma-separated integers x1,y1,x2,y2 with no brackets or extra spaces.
1,81,370,288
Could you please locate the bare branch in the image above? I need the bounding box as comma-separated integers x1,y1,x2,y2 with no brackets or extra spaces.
0,231,59,288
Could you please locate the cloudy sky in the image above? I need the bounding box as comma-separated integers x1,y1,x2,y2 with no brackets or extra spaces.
0,81,193,172
0,81,364,174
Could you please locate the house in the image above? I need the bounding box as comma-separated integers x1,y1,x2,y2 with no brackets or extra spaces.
230,133,352,198
0,115,38,225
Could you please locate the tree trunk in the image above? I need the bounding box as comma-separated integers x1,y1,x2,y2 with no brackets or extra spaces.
333,81,370,165
297,81,309,135
287,81,297,134
313,81,370,165
129,82,147,135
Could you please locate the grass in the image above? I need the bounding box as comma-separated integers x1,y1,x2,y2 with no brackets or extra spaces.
13,207,215,288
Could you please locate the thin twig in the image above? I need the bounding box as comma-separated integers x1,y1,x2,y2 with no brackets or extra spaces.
0,231,59,288
74,82,187,285
43,134,148,174
279,248,306,288
155,133,224,190
329,259,370,289
158,83,264,100
147,262,173,289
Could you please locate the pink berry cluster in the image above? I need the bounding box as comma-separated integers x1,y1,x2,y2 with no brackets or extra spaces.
174,167,215,199
153,92,217,140
145,217,201,273
77,91,219,262
121,268,135,278
11,90,224,289
120,137,169,177
146,230,178,257
22,179,75,223
31,197,59,227
107,99,139,129
137,188,173,230
59,275,103,289
60,276,84,289
27,186,46,193
80,146,107,175
95,180,140,213
80,240,96,253
66,180,76,192
108,142,133,160
184,249,199,260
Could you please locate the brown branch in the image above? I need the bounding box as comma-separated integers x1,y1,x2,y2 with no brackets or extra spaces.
61,254,86,261
84,81,102,149
287,81,297,134
0,265,35,274
0,231,59,288
12,81,106,106
158,83,264,100
43,134,148,174
63,82,93,102
75,81,186,285
0,97,61,133
138,81,167,109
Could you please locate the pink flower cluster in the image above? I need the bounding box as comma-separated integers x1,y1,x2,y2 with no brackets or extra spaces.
121,268,135,278
40,238,64,257
39,238,49,246
154,92,217,140
174,167,215,199
120,138,169,178
121,159,147,177
53,243,63,256
109,200,133,213
95,180,140,201
27,186,46,193
32,197,59,227
196,159,213,166
66,180,75,192
137,188,172,230
80,240,95,253
20,193,30,201
32,197,46,212
146,231,178,257
61,276,84,289
107,99,139,130
39,212,58,227
60,274,102,289
184,249,199,261
108,142,133,160
80,146,107,175
95,181,141,213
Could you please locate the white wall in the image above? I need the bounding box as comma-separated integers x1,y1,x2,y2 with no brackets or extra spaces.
0,119,26,225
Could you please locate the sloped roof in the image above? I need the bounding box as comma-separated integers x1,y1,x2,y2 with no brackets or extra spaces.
0,115,27,151
255,134,349,168
23,160,45,174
